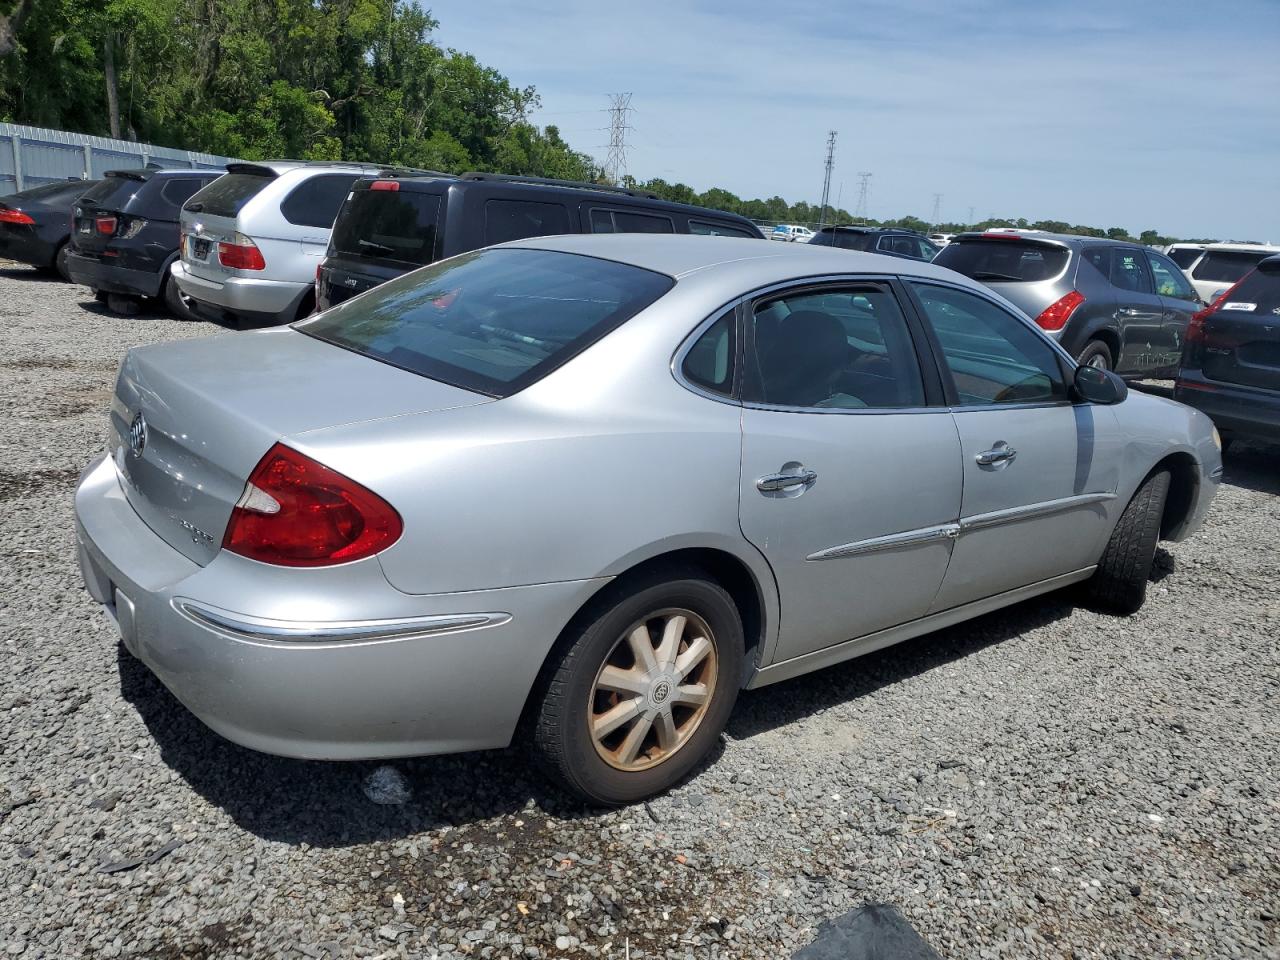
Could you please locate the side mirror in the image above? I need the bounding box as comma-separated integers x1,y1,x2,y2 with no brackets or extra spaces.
1073,364,1128,404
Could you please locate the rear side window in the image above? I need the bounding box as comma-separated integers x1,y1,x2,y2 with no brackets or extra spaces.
281,174,361,229
682,310,736,395
1192,250,1272,284
1111,249,1153,294
483,200,570,245
1146,252,1196,301
330,190,442,266
588,208,675,234
187,172,275,218
160,178,210,210
688,219,756,239
1167,247,1202,269
933,239,1070,282
297,248,673,397
77,175,145,211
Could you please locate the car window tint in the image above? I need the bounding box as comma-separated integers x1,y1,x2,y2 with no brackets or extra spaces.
159,178,205,210
281,174,361,229
934,239,1071,282
910,282,1068,406
1146,252,1196,301
588,208,615,233
745,285,924,409
187,172,275,218
1111,249,1154,294
1192,250,1271,284
688,219,755,238
682,310,736,396
330,190,442,266
78,175,144,210
297,248,673,398
483,199,571,245
611,210,675,234
1167,247,1202,269
1081,246,1110,277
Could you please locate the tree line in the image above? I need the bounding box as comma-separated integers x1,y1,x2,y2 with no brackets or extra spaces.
0,1,1186,244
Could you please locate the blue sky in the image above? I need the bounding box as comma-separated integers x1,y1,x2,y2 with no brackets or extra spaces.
423,0,1280,240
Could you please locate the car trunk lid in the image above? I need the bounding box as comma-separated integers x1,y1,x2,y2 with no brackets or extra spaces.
109,328,489,565
180,165,278,282
73,171,150,256
1195,262,1280,392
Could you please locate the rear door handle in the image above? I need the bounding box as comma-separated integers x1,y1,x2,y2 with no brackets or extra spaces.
1116,307,1142,317
975,442,1017,466
757,469,818,492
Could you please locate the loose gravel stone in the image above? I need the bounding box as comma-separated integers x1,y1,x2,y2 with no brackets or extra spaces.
0,264,1277,958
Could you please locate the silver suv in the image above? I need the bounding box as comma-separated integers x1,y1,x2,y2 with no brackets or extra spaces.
172,161,390,327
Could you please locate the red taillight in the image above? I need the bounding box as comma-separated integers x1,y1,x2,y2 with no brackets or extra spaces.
217,235,266,270
0,208,34,225
369,180,400,191
95,216,117,235
223,443,403,567
1034,290,1085,331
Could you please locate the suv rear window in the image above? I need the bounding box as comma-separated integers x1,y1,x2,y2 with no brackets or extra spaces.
933,238,1070,282
330,189,442,266
1192,250,1273,284
809,230,871,250
298,248,673,397
77,174,148,211
186,172,275,218
1167,247,1202,269
1219,260,1280,314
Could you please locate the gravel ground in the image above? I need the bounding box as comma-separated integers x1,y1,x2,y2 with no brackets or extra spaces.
1,264,1277,960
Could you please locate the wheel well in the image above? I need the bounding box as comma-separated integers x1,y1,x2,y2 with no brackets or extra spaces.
294,289,316,321
1154,452,1199,540
1088,329,1120,361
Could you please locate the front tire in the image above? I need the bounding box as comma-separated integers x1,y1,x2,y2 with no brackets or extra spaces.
533,569,743,806
1086,468,1171,615
1078,339,1113,371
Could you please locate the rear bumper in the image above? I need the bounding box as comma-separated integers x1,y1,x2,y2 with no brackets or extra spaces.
0,233,57,268
66,252,163,297
1174,374,1280,444
74,454,605,759
171,261,309,326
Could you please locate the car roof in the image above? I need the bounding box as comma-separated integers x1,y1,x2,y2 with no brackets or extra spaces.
952,230,1145,250
1202,241,1280,253
503,233,970,283
818,225,915,235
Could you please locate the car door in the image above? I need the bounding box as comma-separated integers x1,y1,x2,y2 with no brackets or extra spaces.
735,280,963,662
1109,247,1169,373
1146,250,1202,374
905,281,1122,612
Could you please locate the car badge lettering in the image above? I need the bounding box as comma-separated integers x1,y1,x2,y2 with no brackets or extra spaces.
127,412,147,457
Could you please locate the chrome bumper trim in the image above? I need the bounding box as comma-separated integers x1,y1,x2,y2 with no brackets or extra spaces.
173,599,511,644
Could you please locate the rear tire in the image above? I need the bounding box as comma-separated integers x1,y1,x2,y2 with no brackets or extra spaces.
1086,468,1171,615
533,568,743,806
54,243,72,282
161,275,198,321
1078,339,1113,371
106,293,141,316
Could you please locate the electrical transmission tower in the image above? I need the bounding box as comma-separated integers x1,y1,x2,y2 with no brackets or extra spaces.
817,131,837,230
854,172,872,221
604,93,634,186
968,206,976,227
931,193,943,228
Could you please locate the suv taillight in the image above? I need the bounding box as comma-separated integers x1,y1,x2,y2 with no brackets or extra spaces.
1034,290,1085,331
95,216,117,236
217,233,266,270
223,443,403,567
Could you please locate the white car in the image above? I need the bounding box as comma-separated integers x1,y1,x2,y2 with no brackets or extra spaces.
1163,242,1206,271
928,233,954,247
771,224,814,243
1182,242,1280,304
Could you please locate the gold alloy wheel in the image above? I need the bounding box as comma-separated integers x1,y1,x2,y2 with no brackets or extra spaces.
588,608,719,772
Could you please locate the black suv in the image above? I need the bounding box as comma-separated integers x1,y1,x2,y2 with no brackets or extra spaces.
806,225,940,262
935,231,1203,377
316,172,764,310
67,168,223,317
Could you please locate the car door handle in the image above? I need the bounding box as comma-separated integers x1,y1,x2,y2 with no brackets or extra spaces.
756,469,818,492
975,442,1017,466
1116,308,1143,317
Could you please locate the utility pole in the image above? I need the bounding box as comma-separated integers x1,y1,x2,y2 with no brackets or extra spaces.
604,93,633,186
968,206,976,228
854,172,871,221
931,193,943,228
818,130,837,230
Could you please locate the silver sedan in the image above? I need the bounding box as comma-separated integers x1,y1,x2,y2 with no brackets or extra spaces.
74,235,1222,805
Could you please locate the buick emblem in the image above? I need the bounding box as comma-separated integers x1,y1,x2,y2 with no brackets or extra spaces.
128,412,148,457
651,679,671,706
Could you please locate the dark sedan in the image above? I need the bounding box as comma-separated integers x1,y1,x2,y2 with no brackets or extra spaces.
0,179,100,279
1175,256,1280,447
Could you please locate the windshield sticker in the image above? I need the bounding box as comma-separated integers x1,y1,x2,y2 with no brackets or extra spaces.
1222,302,1257,312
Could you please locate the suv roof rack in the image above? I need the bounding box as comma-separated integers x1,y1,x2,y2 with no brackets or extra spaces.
459,171,660,200
370,167,456,180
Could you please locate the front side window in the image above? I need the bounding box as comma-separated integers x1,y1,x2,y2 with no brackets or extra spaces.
1146,251,1197,301
911,282,1067,406
281,174,362,229
483,199,571,245
297,248,673,397
682,310,736,396
688,219,755,239
1111,249,1154,294
745,285,924,409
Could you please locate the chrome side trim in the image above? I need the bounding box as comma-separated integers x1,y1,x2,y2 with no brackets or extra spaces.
807,523,960,562
959,492,1116,532
173,599,511,644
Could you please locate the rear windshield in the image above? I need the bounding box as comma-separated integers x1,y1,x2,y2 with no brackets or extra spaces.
1192,250,1272,284
5,180,96,205
933,239,1070,282
185,172,274,218
1219,261,1280,314
809,230,873,250
77,174,148,211
330,189,442,266
1166,247,1203,269
297,248,674,397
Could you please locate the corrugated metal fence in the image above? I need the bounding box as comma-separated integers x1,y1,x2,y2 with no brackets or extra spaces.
0,123,235,193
